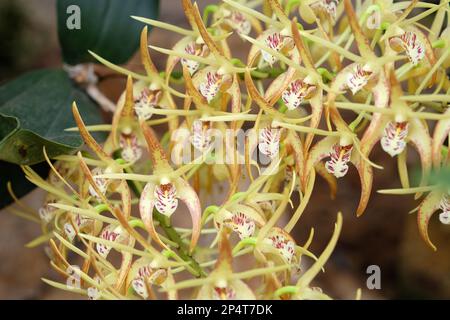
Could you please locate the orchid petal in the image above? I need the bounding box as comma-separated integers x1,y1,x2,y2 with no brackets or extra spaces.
190,1,224,57
304,136,340,188
245,69,291,118
165,36,193,80
175,177,202,253
140,121,172,173
296,212,342,290
140,26,158,76
132,15,195,36
96,225,125,258
432,108,450,168
139,182,167,250
305,88,323,152
417,190,443,251
408,117,432,196
72,103,110,162
264,68,297,106
343,0,376,59
356,70,390,216
285,131,305,190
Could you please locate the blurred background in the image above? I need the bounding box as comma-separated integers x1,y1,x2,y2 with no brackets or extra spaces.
0,0,449,300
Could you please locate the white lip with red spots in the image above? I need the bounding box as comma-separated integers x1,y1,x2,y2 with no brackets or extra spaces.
225,11,251,36
259,127,281,159
96,226,123,258
262,32,285,65
191,120,212,151
325,144,353,178
182,42,201,75
64,223,76,242
213,286,236,300
38,204,55,223
380,121,409,157
227,212,256,239
154,183,178,216
439,195,450,225
310,0,339,21
88,167,109,199
199,71,222,102
131,266,166,299
120,133,142,163
265,233,296,264
392,31,425,66
282,79,317,110
87,276,101,300
134,88,162,120
346,64,373,95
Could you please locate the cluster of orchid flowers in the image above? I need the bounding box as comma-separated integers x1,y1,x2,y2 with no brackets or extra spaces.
10,0,450,300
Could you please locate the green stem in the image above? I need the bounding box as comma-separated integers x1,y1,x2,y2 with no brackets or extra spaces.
442,146,449,160
232,58,285,79
381,22,390,31
94,204,109,213
201,205,220,226
232,237,257,255
432,39,446,48
203,5,219,24
317,67,335,82
278,102,288,114
285,0,300,15
274,286,298,299
153,210,205,276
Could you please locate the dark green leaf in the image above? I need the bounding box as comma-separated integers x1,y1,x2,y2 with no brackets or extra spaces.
0,161,49,209
0,69,104,165
57,0,160,65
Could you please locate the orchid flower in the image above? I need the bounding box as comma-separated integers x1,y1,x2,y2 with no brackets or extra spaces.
103,76,144,164
122,121,202,253
223,0,296,67
297,0,341,25
213,202,266,240
132,0,231,79
71,103,127,202
163,230,291,300
211,1,262,37
382,0,438,75
275,212,342,300
18,148,172,298
126,256,177,299
147,0,245,112
378,107,450,251
89,26,181,132
378,181,449,252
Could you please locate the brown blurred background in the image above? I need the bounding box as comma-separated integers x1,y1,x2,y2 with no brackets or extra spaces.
0,0,449,300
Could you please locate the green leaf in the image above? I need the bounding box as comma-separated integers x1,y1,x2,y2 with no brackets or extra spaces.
57,0,160,65
0,161,49,209
0,69,104,165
